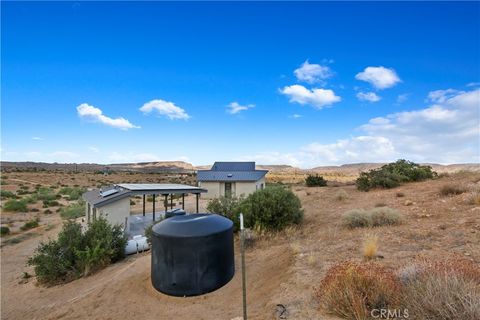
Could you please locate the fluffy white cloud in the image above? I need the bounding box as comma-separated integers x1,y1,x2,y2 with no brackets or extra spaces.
355,66,401,89
281,85,341,109
245,88,480,167
294,60,333,83
77,103,139,130
227,102,254,114
426,89,462,103
239,152,304,168
140,99,190,120
32,137,44,141
356,91,381,102
396,93,409,104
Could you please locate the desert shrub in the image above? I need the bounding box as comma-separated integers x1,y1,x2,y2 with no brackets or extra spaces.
44,209,53,214
207,187,303,232
306,174,327,187
206,195,244,231
0,226,10,236
439,184,467,196
20,218,39,231
343,207,401,229
130,200,135,205
60,201,85,219
28,219,127,284
356,159,436,191
1,190,17,199
238,187,303,232
399,258,480,320
3,199,28,212
396,192,405,197
58,186,85,201
316,261,402,319
466,191,480,205
335,189,349,201
145,219,164,245
42,200,60,207
35,187,58,201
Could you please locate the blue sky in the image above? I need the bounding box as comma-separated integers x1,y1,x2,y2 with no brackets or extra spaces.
2,1,479,168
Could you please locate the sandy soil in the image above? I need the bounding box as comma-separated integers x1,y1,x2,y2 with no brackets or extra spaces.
1,171,480,319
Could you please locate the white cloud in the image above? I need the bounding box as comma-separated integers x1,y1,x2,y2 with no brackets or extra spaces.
426,89,462,103
356,91,381,102
77,103,139,130
290,114,303,119
280,85,341,109
88,146,100,153
227,102,255,114
239,152,303,168
355,66,401,89
466,82,480,87
396,93,409,104
245,88,480,167
32,137,44,141
294,60,333,83
140,99,190,120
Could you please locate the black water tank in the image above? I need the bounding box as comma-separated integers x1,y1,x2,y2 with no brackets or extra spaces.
151,213,235,296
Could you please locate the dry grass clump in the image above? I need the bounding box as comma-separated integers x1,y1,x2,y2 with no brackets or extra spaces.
343,207,402,229
439,184,467,196
335,189,349,201
362,233,378,260
465,191,480,205
316,261,402,319
316,257,480,320
399,257,480,320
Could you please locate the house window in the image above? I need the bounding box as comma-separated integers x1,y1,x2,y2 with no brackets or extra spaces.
225,182,232,198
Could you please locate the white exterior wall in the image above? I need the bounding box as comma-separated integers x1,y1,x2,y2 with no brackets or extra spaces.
199,177,266,199
96,197,130,227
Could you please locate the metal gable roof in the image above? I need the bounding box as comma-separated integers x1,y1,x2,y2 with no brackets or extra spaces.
211,162,255,171
197,170,268,182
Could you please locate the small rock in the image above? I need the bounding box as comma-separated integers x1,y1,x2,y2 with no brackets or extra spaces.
464,252,471,256
404,200,413,206
275,304,288,319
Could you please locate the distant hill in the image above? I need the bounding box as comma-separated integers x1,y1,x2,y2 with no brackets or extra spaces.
1,161,478,174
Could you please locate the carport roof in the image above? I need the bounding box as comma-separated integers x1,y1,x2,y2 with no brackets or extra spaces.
83,183,206,208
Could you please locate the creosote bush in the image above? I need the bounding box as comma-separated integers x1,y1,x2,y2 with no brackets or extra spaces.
58,186,85,201
335,189,349,201
28,218,127,285
305,174,327,187
0,226,10,236
356,159,436,191
20,218,39,231
343,207,402,229
207,187,303,232
60,201,85,219
3,199,28,212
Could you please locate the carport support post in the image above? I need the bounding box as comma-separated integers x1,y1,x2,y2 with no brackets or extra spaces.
170,194,173,209
164,194,168,215
143,195,146,216
182,193,185,210
152,194,156,221
196,193,199,213
240,213,247,320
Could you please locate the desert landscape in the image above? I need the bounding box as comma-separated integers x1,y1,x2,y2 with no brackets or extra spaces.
1,162,479,319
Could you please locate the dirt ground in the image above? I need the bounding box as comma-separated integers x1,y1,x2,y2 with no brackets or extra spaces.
1,171,480,319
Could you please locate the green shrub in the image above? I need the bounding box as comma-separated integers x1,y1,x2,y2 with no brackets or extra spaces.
20,218,39,231
343,207,401,228
35,187,58,201
145,219,164,245
1,226,10,236
60,201,85,219
238,187,303,232
28,219,127,284
58,187,85,201
1,190,17,199
305,174,327,187
42,200,60,207
356,160,436,191
3,199,28,212
207,187,303,232
206,196,244,230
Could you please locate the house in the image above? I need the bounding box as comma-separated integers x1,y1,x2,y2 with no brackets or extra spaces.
197,162,268,199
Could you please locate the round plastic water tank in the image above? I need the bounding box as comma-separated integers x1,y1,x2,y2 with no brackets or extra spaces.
151,213,234,296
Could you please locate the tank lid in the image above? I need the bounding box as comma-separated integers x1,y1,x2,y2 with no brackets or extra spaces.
152,213,233,237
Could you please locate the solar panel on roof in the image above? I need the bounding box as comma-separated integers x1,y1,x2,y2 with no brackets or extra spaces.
101,189,119,197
